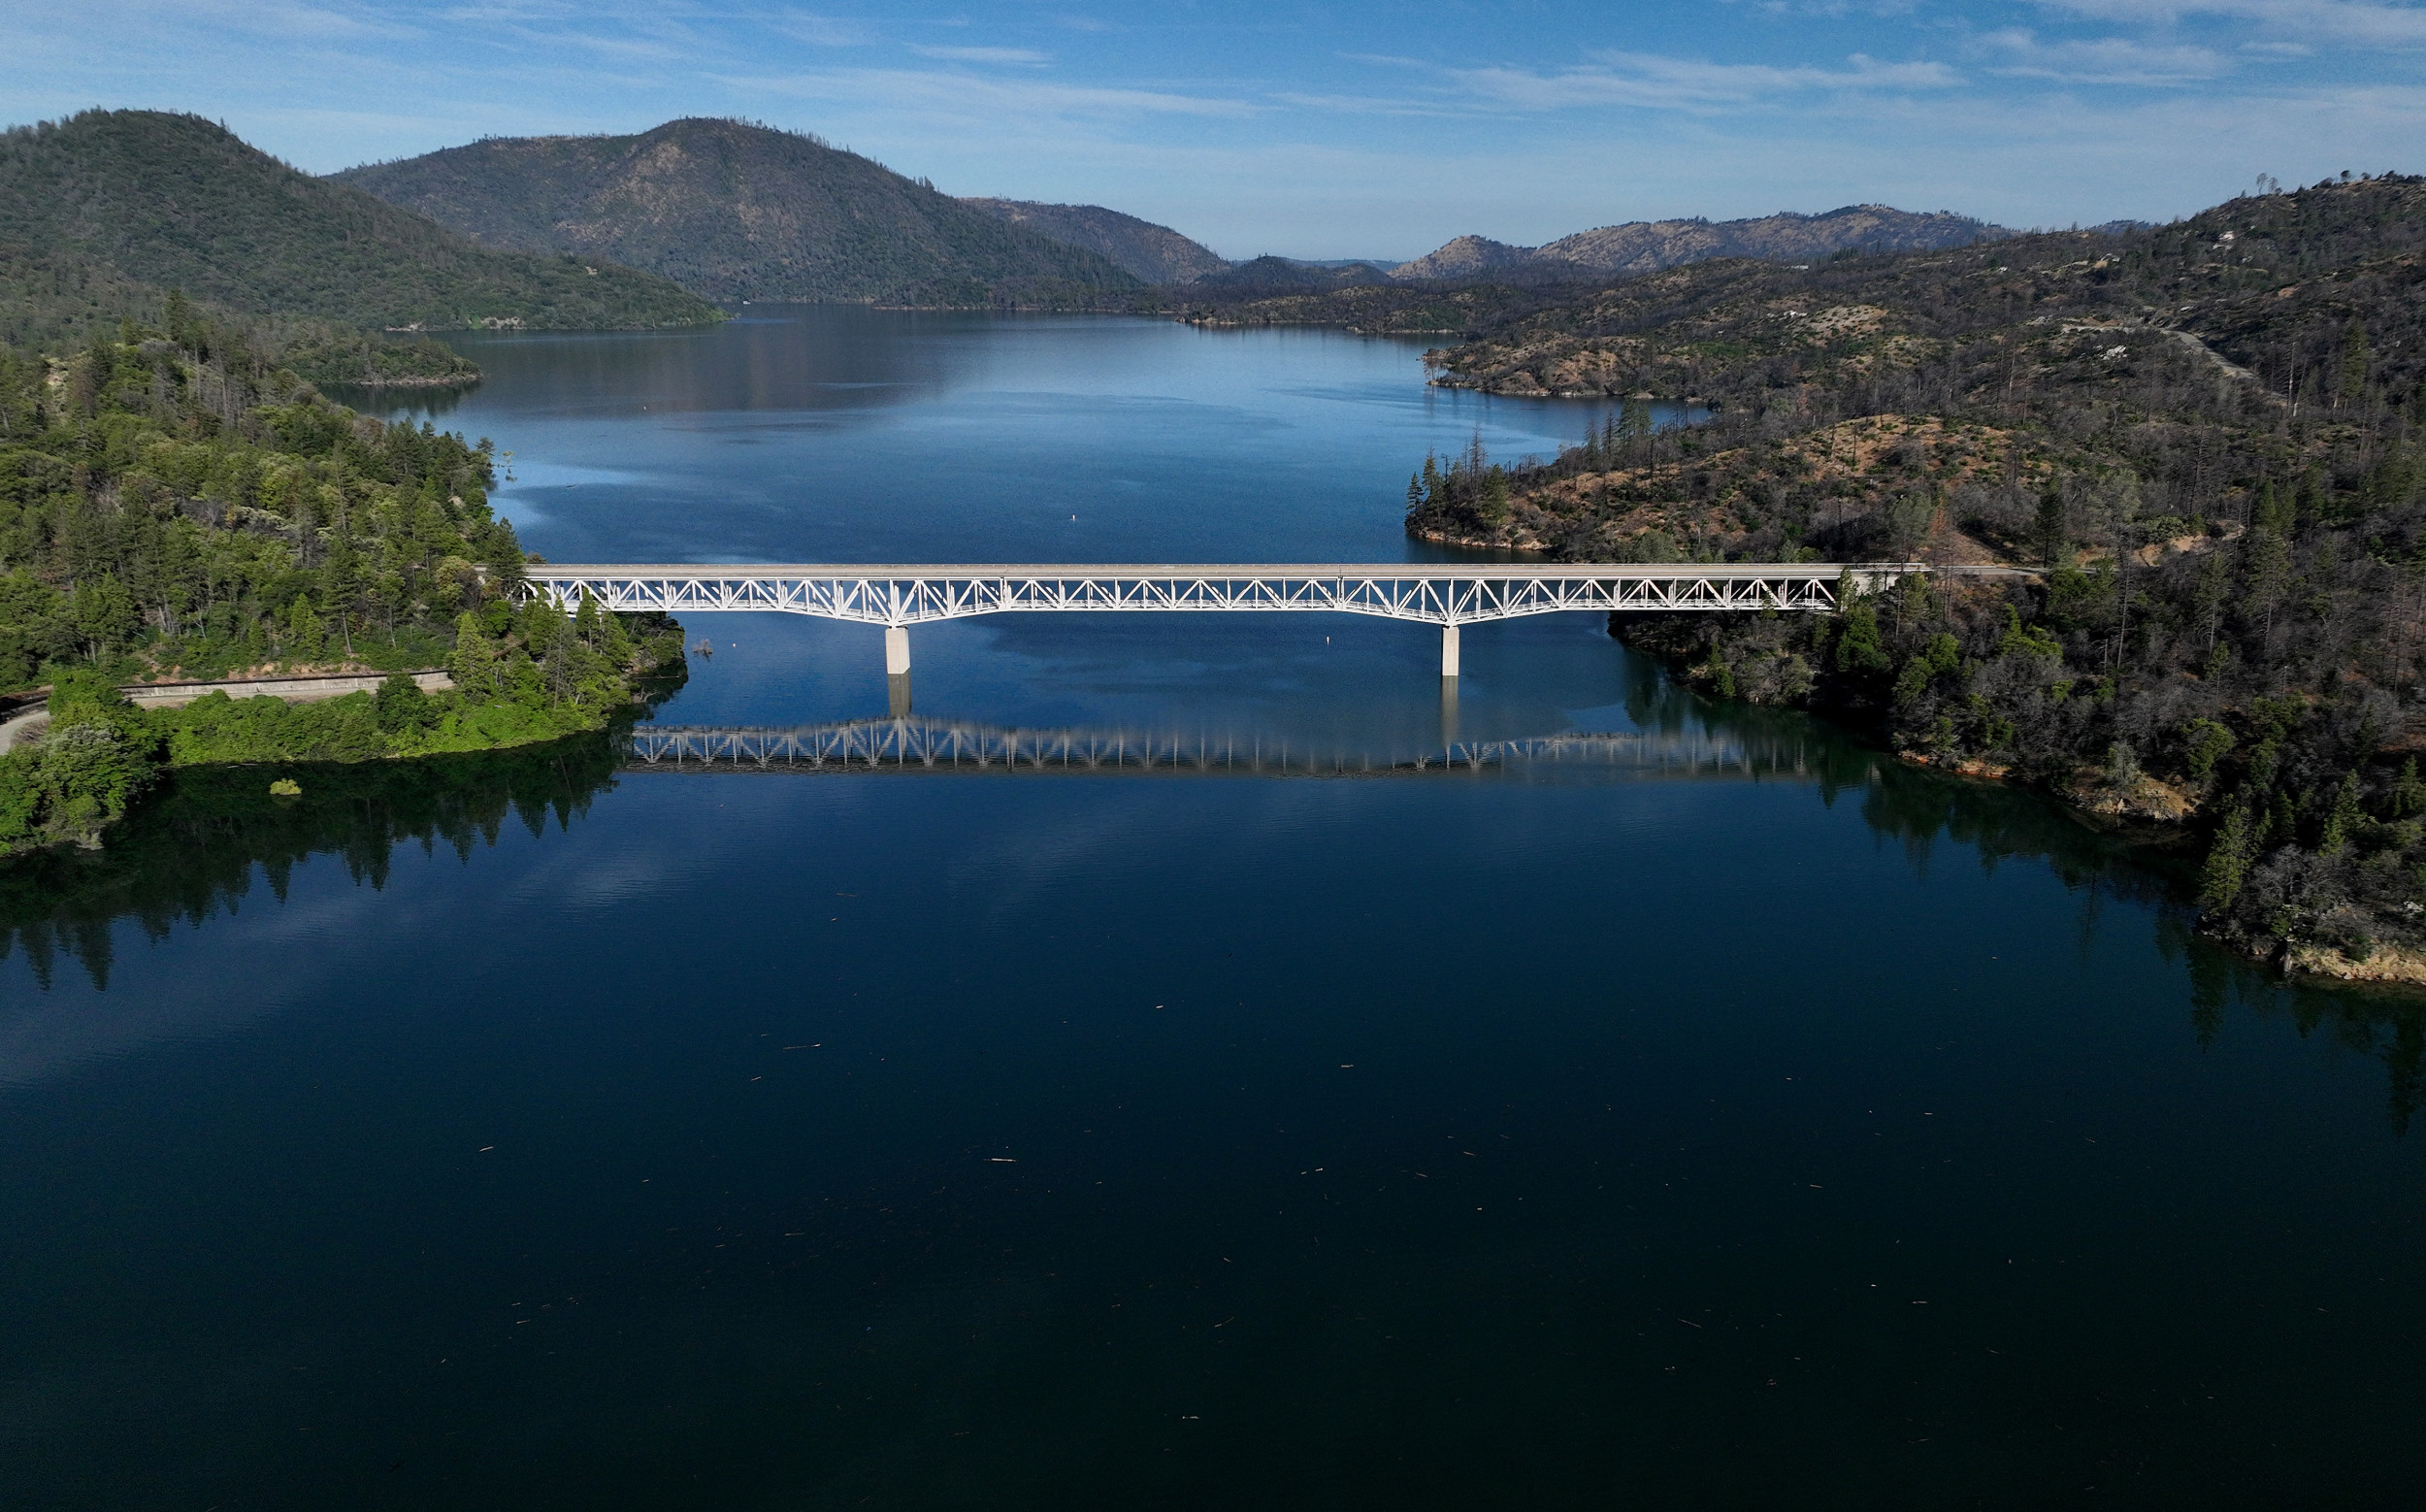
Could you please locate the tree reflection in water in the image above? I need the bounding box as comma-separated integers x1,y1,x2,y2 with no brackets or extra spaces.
6,678,2421,1132
1638,667,2426,1135
0,733,626,993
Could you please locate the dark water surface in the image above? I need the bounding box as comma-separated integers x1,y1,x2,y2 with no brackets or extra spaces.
5,311,2422,1509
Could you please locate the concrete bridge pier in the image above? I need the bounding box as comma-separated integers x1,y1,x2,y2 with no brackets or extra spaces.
882,626,913,716
1440,623,1460,678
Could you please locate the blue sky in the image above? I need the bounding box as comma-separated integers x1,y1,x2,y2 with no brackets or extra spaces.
7,1,2421,258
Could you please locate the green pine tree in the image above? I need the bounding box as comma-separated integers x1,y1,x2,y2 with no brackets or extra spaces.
2319,771,2365,855
448,610,501,700
2389,757,2426,819
284,595,325,661
2200,805,2252,911
2339,318,2371,407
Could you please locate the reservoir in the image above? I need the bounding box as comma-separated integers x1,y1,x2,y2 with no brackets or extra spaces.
3,310,2420,1509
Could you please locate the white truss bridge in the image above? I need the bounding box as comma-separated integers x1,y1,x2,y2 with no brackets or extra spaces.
524,561,1926,675
626,717,1822,779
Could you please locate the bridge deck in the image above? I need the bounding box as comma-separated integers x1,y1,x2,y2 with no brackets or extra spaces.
524,561,1930,626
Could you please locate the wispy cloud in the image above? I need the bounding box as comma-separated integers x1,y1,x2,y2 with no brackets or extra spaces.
1976,27,2227,82
1268,90,1475,117
719,68,1257,121
907,45,1053,65
768,15,880,48
2029,0,2426,46
1447,50,1962,113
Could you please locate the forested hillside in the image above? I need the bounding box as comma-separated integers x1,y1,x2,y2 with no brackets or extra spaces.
0,299,681,857
0,245,479,388
960,198,1230,284
1405,173,2426,980
0,111,722,333
335,119,1142,307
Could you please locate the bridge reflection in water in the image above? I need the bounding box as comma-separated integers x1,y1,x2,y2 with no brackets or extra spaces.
625,716,1828,780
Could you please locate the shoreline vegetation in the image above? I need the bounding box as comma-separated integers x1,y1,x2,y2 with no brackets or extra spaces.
1390,173,2426,988
0,297,685,860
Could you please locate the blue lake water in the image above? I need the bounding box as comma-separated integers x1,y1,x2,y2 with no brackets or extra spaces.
2,309,2420,1509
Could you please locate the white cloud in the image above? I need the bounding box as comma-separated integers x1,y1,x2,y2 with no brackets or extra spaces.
1447,50,1962,113
768,16,880,49
1267,91,1477,118
2029,0,2426,46
717,67,1257,121
1977,27,2228,82
907,45,1053,65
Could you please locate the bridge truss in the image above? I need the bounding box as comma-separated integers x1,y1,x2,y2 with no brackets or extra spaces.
522,562,1918,627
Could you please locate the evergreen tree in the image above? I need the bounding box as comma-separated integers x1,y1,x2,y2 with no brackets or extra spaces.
2319,772,2365,855
1618,394,1652,459
1831,598,1891,675
448,611,500,699
284,596,325,661
2200,805,2252,911
2390,758,2426,820
2339,318,2371,407
2033,491,2067,568
1477,467,1512,529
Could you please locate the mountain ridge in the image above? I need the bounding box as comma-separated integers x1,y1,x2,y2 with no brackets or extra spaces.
334,120,1143,307
0,110,722,334
1393,205,2012,282
958,199,1229,285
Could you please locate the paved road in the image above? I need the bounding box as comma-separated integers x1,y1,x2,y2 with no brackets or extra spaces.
0,671,453,754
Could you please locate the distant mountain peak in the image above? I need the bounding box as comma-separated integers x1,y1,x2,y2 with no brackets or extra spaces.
0,108,719,334
333,119,1140,306
1392,206,2013,284
1389,236,1534,280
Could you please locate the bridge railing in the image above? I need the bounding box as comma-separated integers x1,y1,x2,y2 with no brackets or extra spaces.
521,562,1929,627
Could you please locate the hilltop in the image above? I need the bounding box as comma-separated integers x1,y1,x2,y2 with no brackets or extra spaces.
960,199,1229,284
0,111,721,335
335,119,1142,307
1392,206,2011,283
1426,182,2420,410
